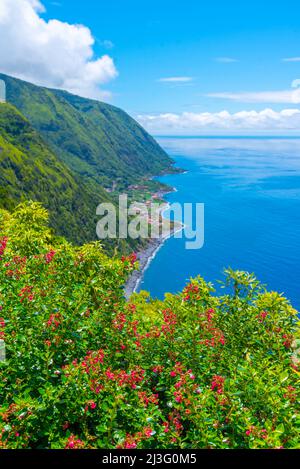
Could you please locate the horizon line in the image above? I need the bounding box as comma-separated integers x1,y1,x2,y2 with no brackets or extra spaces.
154,135,300,139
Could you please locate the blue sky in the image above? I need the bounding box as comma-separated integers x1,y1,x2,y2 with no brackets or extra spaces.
42,0,300,113
1,0,300,134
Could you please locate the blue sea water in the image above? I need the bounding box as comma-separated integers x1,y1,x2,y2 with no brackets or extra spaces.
138,137,300,310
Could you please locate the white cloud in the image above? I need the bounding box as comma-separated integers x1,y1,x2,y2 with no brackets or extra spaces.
206,90,300,103
158,77,194,83
206,81,300,104
0,0,118,100
292,79,300,88
100,39,114,50
282,57,300,62
214,57,238,63
137,108,300,134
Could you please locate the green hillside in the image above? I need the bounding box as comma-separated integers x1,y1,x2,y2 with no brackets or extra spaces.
0,73,173,192
0,73,174,251
0,102,115,245
0,103,143,253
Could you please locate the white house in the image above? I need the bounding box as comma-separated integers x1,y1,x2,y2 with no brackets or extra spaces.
0,79,6,103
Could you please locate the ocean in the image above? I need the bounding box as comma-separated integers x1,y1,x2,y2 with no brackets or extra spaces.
138,137,300,310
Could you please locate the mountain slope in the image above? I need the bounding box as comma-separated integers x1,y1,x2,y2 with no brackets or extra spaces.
0,102,113,245
0,73,173,191
0,73,173,252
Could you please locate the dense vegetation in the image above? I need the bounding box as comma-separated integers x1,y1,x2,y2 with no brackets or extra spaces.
0,73,174,251
0,103,114,246
0,73,173,191
0,202,299,449
0,103,142,254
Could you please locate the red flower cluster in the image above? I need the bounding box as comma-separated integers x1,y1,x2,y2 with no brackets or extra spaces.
173,390,183,403
117,426,154,449
0,237,8,260
256,311,268,322
245,426,267,439
182,283,200,301
80,350,105,375
65,434,84,449
45,250,56,264
46,313,62,330
127,303,137,313
283,385,297,402
203,331,225,347
18,286,34,303
122,437,137,449
112,312,127,331
105,366,145,389
161,309,177,336
162,421,169,433
152,365,164,374
138,391,159,407
121,252,137,267
127,319,139,339
169,364,196,406
169,362,184,378
5,256,27,279
84,401,97,413
199,309,225,347
206,308,215,322
211,375,225,394
282,333,293,349
143,325,161,340
63,350,107,395
166,411,183,438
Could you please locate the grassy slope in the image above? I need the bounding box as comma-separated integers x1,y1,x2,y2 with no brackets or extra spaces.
0,103,116,246
0,73,173,252
0,73,173,191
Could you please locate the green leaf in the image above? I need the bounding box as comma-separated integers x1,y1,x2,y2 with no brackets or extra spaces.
279,370,289,383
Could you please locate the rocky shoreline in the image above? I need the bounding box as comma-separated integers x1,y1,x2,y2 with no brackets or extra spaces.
124,203,183,299
124,236,165,298
124,169,186,298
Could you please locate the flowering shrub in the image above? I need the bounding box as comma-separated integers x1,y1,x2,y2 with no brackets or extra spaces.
0,202,299,449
